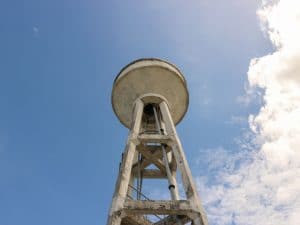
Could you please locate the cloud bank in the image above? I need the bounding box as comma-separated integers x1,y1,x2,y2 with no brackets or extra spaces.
198,0,300,224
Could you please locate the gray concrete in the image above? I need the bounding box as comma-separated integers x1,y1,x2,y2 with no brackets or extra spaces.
112,58,189,128
107,59,208,225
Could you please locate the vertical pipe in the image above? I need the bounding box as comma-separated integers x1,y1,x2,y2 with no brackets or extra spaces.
153,106,180,200
106,99,144,225
137,152,142,200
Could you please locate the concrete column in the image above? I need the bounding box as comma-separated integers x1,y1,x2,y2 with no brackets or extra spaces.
107,99,144,225
159,101,208,225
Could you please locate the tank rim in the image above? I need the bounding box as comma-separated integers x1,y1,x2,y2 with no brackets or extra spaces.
113,58,188,87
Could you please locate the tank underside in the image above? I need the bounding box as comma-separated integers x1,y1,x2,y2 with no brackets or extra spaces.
111,58,189,128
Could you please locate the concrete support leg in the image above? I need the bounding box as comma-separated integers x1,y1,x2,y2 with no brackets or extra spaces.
107,99,144,225
159,101,208,225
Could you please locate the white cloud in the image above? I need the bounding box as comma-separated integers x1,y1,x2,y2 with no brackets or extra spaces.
236,82,262,106
225,115,248,125
33,26,39,37
198,1,300,224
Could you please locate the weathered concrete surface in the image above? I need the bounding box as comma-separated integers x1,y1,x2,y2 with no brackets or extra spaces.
124,200,197,215
108,59,208,225
106,100,144,225
121,215,152,225
112,58,189,128
154,215,191,225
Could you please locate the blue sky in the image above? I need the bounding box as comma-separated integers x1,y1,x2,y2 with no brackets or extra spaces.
3,1,298,225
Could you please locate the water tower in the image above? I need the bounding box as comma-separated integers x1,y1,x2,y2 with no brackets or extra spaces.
107,58,208,225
